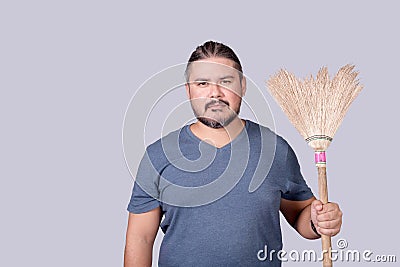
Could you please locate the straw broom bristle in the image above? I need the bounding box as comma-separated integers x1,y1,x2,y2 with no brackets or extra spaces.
267,64,363,151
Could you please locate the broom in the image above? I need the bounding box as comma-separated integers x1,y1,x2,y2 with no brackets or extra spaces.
267,64,363,267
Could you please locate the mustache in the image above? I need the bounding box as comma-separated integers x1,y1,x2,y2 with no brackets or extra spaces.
205,99,229,109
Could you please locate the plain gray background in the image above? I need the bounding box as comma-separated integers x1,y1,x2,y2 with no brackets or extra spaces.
1,1,399,266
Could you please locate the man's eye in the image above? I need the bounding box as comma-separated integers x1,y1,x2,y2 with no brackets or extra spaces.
221,80,232,84
197,82,208,87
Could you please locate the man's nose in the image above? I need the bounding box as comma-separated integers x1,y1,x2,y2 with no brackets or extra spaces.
208,82,224,98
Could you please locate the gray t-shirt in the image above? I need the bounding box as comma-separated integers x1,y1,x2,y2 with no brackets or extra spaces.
127,120,314,266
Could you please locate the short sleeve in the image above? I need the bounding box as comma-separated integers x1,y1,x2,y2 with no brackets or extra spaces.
127,151,161,214
281,144,314,201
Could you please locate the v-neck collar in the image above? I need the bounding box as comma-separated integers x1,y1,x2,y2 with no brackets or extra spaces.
184,120,250,151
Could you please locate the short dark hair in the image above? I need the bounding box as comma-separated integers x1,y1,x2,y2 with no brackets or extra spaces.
185,41,243,81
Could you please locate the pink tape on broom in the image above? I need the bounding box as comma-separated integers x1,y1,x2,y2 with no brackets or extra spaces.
315,151,326,164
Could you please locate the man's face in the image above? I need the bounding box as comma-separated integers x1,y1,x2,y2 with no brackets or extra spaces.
185,57,246,128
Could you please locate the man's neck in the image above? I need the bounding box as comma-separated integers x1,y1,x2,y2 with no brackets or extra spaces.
189,117,246,148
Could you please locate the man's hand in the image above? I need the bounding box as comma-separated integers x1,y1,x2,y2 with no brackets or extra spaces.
311,200,342,237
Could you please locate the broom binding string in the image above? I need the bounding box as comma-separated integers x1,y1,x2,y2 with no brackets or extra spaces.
305,135,333,143
305,135,332,166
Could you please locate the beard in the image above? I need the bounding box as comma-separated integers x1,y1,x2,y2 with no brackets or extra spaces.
197,116,235,129
191,99,241,129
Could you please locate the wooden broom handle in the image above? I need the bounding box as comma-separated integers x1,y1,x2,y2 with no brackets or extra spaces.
318,166,333,267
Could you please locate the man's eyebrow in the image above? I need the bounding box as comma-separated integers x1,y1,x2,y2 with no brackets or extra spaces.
192,78,210,82
219,75,235,80
191,75,235,82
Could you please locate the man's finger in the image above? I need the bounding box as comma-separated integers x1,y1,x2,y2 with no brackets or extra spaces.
316,226,341,237
312,199,323,211
315,218,342,229
316,210,342,222
317,203,341,215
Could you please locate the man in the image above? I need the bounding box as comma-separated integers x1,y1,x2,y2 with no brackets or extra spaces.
124,41,342,266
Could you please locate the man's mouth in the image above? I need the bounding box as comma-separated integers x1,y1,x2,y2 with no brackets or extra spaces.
205,100,229,110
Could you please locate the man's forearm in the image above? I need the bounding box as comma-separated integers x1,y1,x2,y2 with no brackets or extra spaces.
124,238,153,267
124,208,161,267
294,204,320,240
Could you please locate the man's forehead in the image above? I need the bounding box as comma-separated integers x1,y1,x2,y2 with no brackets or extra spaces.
188,61,239,80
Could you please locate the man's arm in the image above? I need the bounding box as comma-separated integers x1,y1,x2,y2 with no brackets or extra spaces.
280,197,342,239
124,207,162,267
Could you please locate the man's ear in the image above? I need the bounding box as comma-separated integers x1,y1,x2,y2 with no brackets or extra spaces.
185,83,190,98
241,76,247,97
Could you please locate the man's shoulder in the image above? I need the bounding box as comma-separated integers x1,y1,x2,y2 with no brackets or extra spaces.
144,125,193,160
246,120,289,148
